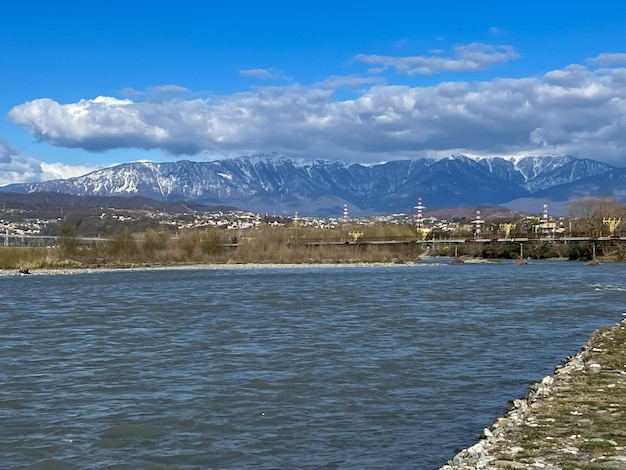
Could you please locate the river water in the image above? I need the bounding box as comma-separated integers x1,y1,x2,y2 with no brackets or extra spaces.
1,261,624,469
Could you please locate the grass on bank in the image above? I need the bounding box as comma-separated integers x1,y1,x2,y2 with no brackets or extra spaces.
0,247,58,270
490,322,626,469
2,226,426,270
2,224,624,270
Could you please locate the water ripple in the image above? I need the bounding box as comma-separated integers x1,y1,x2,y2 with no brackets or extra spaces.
1,262,624,468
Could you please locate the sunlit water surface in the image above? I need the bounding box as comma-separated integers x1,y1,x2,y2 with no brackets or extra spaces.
1,261,624,469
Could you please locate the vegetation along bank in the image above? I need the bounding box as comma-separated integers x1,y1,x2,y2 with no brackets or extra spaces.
440,317,626,469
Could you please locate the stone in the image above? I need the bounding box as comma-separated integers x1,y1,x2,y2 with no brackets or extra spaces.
563,445,579,454
466,442,485,457
588,363,602,373
493,460,527,469
494,417,509,428
600,458,626,470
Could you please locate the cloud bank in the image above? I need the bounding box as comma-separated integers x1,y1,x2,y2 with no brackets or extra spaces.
353,43,518,75
8,46,626,166
0,139,97,186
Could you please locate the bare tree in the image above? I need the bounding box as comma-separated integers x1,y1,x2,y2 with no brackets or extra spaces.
563,197,626,237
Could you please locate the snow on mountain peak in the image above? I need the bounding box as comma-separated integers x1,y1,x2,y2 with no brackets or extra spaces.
2,153,624,217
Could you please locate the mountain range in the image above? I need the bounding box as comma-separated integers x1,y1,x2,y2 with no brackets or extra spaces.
2,154,625,216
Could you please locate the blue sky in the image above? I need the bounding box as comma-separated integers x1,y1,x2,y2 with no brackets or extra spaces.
2,0,626,185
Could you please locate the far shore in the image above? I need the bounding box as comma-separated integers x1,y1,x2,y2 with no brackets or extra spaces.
1,255,614,277
0,260,440,277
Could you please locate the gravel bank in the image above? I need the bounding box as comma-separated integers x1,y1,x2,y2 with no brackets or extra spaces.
0,261,439,277
440,316,626,469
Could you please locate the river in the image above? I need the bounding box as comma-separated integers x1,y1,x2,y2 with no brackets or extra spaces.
1,260,624,469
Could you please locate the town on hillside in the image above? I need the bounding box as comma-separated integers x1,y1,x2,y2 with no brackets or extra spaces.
1,195,623,248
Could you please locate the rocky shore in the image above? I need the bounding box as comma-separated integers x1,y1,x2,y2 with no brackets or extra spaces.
440,316,626,469
0,261,438,277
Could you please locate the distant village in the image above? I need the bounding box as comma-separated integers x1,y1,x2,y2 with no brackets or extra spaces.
1,197,601,247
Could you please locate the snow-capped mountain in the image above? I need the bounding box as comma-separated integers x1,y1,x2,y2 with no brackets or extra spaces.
1,154,624,216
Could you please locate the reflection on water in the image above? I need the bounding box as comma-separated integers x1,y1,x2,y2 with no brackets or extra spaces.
1,262,624,469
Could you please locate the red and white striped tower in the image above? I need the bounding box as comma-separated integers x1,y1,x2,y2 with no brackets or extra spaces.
473,210,485,238
542,202,549,236
415,197,425,229
343,203,349,222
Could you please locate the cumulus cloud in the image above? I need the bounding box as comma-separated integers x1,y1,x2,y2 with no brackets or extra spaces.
147,84,190,95
354,43,518,75
587,52,626,67
7,58,626,165
315,75,384,89
0,138,97,185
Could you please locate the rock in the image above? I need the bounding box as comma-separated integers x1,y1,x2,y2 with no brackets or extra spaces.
588,363,602,373
493,417,509,428
541,375,553,385
493,461,527,469
600,458,626,469
466,442,485,457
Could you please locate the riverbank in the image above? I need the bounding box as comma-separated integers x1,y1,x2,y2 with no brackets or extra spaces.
440,316,626,469
0,260,435,276
2,256,597,277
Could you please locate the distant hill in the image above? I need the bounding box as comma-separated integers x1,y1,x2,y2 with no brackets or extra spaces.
0,191,237,218
423,205,529,221
2,153,623,216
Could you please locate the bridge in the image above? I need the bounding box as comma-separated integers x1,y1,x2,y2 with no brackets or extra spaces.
295,235,626,247
2,234,109,247
3,232,625,249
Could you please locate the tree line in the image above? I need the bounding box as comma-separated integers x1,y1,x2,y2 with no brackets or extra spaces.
1,196,624,270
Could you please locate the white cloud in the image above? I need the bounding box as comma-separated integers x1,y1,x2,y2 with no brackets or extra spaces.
7,58,626,166
0,138,97,185
315,75,384,89
587,52,626,67
353,42,518,75
147,84,190,95
39,161,100,180
240,68,287,80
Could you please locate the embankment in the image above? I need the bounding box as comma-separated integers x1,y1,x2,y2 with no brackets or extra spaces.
440,316,626,469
